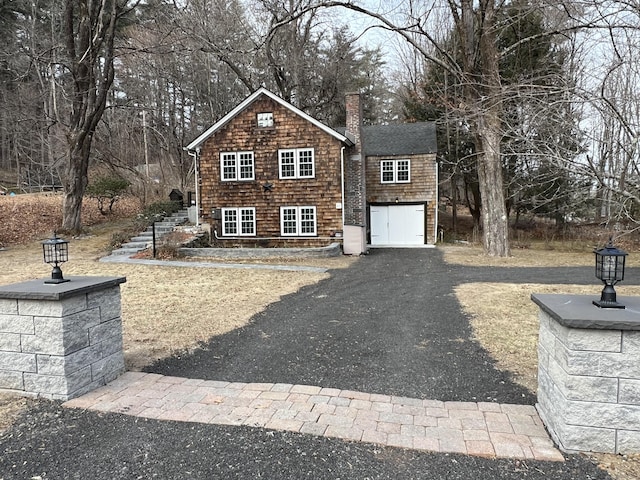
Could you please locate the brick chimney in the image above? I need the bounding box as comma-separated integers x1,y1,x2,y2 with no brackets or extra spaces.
343,92,367,254
345,92,363,154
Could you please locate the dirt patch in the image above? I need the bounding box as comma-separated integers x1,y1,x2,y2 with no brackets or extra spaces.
0,393,30,434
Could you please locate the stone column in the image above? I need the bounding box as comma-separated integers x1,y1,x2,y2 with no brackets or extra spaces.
532,293,640,454
0,276,126,401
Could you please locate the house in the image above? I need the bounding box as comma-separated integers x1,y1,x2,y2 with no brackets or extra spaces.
185,88,437,254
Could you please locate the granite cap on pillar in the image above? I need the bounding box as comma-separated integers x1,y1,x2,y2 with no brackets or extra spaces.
531,293,640,330
0,276,127,301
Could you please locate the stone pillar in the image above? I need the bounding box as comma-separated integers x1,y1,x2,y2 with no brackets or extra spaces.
532,293,640,454
0,276,126,401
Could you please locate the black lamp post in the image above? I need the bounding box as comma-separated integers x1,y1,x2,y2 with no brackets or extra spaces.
593,237,627,309
42,232,70,284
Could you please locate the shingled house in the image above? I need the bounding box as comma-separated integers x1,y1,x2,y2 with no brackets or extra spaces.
185,88,437,254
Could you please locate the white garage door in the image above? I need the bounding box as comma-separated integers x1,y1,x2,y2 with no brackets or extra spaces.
370,204,425,246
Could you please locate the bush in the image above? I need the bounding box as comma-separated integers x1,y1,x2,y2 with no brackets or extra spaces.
86,176,130,215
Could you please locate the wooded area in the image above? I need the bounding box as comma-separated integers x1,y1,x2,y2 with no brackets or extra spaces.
1,1,640,255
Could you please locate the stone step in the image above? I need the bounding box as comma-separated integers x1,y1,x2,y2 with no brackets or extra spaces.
145,227,174,234
120,241,149,249
130,236,153,242
110,247,143,256
106,209,191,259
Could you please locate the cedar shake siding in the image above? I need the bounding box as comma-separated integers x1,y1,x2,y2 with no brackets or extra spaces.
187,88,438,250
198,95,345,247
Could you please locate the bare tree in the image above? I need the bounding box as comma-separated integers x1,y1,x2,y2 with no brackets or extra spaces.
57,0,135,231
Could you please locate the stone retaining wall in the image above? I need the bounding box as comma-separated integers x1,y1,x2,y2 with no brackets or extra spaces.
533,293,640,454
0,276,126,401
180,242,342,259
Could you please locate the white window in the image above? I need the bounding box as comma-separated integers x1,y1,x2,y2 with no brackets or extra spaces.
278,148,315,179
220,152,254,181
280,206,317,236
221,207,256,236
257,112,274,128
381,159,410,184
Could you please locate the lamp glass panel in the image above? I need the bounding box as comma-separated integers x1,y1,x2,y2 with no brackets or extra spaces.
596,252,625,282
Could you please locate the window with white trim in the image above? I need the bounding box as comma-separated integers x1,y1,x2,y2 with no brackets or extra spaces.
280,206,317,236
380,159,410,184
257,112,274,128
221,207,256,236
278,148,315,179
220,152,254,181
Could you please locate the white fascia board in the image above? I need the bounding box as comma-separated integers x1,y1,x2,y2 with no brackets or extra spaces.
185,87,351,151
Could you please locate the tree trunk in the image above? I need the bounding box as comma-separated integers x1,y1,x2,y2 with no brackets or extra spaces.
472,0,510,257
61,141,90,231
476,122,510,256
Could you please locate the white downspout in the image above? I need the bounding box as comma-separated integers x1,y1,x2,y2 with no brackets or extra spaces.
340,146,346,231
187,148,201,227
435,160,439,244
195,147,201,227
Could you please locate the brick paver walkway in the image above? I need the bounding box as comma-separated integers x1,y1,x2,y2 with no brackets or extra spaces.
63,372,563,462
64,372,564,461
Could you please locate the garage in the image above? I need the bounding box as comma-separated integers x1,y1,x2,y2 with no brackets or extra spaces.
369,204,425,246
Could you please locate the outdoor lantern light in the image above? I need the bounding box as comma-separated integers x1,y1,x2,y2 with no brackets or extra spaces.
593,237,627,309
42,232,70,284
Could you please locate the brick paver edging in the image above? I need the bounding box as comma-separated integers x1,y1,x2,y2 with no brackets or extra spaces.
63,372,564,462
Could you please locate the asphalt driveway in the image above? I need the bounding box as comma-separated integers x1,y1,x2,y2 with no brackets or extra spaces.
147,249,540,404
0,248,618,479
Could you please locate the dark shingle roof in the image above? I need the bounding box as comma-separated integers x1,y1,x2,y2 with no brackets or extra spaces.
362,123,437,156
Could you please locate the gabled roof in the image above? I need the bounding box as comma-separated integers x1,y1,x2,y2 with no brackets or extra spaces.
185,87,352,151
362,123,437,157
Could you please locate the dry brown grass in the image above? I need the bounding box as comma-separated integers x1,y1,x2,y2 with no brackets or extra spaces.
0,232,342,370
0,193,141,247
440,243,596,267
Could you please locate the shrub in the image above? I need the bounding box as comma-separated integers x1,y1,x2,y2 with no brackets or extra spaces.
86,176,130,215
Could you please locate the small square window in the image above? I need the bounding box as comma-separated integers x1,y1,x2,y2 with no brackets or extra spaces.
257,112,274,128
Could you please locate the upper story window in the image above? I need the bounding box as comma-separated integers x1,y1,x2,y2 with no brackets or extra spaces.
222,207,256,236
257,112,274,128
279,148,315,179
221,151,254,181
381,159,410,184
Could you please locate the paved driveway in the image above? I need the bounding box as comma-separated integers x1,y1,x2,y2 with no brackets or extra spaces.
146,248,605,404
